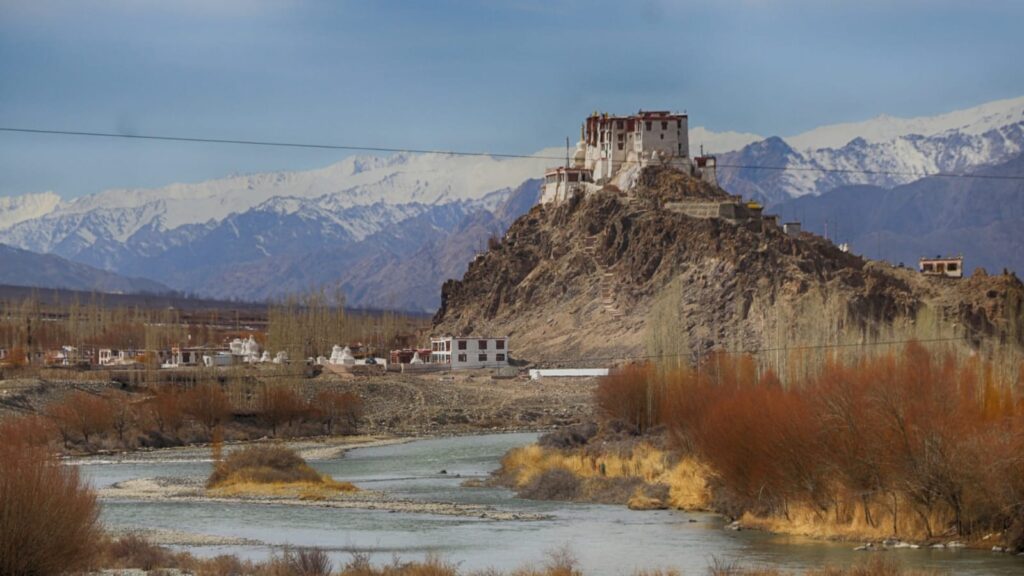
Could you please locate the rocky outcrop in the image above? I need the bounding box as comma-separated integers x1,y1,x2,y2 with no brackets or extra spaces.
433,167,1024,373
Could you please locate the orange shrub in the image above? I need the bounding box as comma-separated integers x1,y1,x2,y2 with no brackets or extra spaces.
0,441,100,574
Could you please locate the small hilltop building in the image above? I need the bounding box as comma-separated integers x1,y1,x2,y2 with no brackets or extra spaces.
919,255,964,279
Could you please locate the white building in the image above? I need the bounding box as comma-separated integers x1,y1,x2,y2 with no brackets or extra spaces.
542,109,703,205
919,255,964,279
430,336,509,370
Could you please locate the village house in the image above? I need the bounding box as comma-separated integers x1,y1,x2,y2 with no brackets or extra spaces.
919,255,964,279
97,348,146,366
430,336,509,370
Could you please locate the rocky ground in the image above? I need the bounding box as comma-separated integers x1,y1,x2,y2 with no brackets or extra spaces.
97,476,548,522
0,367,597,439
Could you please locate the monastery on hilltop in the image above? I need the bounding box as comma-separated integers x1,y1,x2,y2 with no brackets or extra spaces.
541,109,718,204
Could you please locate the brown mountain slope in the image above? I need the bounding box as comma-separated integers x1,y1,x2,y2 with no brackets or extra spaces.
433,168,1024,377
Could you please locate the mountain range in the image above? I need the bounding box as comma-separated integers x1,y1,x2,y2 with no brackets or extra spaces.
0,242,169,294
1,96,1022,309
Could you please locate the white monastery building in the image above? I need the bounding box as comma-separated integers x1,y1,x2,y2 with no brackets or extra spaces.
541,109,717,204
430,336,509,370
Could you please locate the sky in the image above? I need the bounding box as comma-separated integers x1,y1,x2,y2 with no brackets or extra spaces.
1,0,1023,200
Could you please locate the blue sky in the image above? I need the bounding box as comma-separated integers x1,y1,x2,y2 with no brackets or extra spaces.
2,0,1023,199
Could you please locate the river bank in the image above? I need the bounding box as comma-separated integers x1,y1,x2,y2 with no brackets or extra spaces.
98,476,548,521
489,429,1024,558
84,432,1024,575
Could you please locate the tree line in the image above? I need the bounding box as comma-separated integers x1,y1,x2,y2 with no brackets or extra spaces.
595,343,1024,547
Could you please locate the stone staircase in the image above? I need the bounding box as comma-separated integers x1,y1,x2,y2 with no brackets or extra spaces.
584,235,623,319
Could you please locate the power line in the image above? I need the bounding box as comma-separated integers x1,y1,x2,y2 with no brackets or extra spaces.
3,126,1024,183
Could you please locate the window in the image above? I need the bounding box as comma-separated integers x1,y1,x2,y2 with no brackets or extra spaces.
617,133,624,141
496,354,505,362
478,340,487,349
948,263,958,272
458,340,467,350
478,353,488,362
659,134,664,140
618,143,624,150
661,121,668,130
645,121,652,131
616,120,623,129
457,353,467,362
923,263,934,272
496,340,505,350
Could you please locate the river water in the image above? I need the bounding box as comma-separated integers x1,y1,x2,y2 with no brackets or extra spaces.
81,433,1022,575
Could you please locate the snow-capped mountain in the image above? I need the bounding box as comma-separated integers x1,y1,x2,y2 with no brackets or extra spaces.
0,191,61,231
1,96,1022,306
0,151,549,308
785,95,1024,151
718,96,1024,204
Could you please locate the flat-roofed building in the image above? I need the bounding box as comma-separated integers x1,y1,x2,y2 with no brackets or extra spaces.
430,336,509,369
919,255,964,278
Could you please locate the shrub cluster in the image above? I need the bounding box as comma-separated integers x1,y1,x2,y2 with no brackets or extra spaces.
208,445,324,488
595,343,1024,548
32,383,363,454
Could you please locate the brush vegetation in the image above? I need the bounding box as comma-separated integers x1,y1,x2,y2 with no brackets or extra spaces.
499,343,1024,551
207,445,358,498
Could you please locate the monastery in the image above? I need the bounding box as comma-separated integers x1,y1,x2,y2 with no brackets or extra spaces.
541,110,718,204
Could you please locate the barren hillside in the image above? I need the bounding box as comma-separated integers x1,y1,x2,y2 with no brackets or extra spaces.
433,168,1024,378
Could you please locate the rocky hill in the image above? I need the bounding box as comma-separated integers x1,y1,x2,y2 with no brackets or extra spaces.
433,168,1024,377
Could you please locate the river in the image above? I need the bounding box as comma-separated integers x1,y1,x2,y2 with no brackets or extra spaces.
80,433,1022,575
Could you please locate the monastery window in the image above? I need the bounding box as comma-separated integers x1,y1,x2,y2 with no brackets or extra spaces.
616,120,623,129
948,262,958,272
478,353,488,362
923,263,934,272
617,133,624,141
457,353,467,363
660,134,664,140
478,340,488,349
645,121,652,131
458,340,467,350
496,354,506,362
661,121,668,130
496,340,505,350
618,143,624,150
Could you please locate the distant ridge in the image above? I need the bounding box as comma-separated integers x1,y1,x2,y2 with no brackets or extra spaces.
0,243,170,295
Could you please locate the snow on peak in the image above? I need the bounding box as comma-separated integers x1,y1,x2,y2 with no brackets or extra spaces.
13,149,553,236
785,95,1024,151
688,127,764,154
0,191,61,231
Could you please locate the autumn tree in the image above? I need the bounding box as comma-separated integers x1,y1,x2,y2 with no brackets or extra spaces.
46,391,114,447
147,386,185,438
182,383,232,437
259,385,307,437
313,390,363,435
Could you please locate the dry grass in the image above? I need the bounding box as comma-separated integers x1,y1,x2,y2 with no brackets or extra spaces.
497,443,710,509
207,445,359,499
